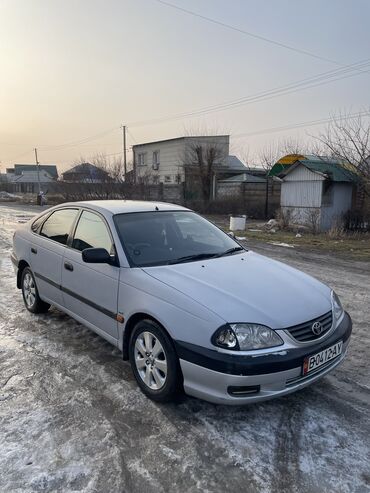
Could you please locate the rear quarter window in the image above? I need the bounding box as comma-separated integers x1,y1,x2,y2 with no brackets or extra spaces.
31,213,49,233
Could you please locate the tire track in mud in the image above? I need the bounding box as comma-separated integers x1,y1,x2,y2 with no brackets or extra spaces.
272,400,305,493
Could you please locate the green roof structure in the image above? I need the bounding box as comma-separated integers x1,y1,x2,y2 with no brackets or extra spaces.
292,159,359,182
269,154,358,182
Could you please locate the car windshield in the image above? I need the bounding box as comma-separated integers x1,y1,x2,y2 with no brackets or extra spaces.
113,211,244,267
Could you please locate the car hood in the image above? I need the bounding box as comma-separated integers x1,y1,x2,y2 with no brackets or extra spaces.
142,251,332,329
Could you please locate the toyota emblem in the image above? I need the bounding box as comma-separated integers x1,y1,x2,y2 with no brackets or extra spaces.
312,321,323,335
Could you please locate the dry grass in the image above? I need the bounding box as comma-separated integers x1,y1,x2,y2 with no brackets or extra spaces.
206,214,370,261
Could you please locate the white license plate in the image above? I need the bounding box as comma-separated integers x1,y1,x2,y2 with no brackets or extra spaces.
303,341,343,375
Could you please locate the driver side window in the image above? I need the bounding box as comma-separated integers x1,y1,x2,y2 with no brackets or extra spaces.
72,210,113,253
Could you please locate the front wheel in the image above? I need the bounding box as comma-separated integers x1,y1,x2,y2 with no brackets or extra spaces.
129,319,182,402
21,267,50,313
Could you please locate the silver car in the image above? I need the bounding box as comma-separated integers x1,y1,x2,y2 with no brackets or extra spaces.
11,200,352,404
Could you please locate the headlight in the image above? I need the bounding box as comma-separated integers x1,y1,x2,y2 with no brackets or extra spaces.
212,323,283,350
332,291,344,324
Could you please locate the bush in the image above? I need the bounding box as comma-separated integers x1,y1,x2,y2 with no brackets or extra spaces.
275,208,292,230
344,209,370,232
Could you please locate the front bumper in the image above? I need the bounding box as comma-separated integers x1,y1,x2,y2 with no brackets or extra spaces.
176,312,352,405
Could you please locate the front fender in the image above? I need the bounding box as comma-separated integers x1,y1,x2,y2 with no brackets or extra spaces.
117,268,224,351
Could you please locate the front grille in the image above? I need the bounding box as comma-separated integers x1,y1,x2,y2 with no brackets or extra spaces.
285,311,333,342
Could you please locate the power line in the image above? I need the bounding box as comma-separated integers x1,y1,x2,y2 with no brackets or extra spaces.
127,128,137,143
2,148,34,163
153,0,349,67
128,59,370,127
38,126,120,151
232,110,370,140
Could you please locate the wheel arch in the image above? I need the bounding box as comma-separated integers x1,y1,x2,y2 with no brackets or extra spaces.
122,312,175,361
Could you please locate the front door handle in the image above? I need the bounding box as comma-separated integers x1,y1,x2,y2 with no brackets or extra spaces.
31,247,37,254
64,262,74,272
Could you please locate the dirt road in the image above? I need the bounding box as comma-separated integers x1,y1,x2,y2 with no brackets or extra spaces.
0,204,369,493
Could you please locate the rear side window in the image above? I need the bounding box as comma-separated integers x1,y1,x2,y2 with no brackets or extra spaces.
31,213,48,233
40,209,78,245
72,210,113,253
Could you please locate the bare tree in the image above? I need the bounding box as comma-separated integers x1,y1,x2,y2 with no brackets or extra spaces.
258,139,306,220
233,143,252,170
258,138,308,172
60,153,128,201
258,142,286,220
89,153,125,183
182,137,226,203
280,136,306,156
314,111,370,183
259,142,281,174
305,208,321,234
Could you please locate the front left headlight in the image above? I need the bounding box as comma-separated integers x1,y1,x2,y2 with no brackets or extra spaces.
332,290,344,324
212,323,283,351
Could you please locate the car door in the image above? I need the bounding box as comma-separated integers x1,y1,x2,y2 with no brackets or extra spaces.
61,209,119,343
30,208,79,306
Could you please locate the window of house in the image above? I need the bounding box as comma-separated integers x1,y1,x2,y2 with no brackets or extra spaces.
152,150,160,170
137,153,146,166
72,210,113,253
40,209,78,245
164,175,171,183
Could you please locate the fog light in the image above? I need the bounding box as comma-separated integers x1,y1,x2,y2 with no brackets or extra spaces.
227,385,260,396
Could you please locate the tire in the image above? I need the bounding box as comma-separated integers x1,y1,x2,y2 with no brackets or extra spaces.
21,267,50,314
129,319,182,402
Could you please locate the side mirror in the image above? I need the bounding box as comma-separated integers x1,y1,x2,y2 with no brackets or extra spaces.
227,231,236,238
82,247,112,264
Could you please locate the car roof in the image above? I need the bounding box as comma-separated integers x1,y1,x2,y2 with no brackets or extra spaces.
58,200,190,215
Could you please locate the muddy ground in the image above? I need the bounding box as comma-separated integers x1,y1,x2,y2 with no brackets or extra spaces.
0,203,369,493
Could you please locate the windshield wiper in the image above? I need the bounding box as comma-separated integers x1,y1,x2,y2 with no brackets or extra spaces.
213,246,245,258
167,253,218,265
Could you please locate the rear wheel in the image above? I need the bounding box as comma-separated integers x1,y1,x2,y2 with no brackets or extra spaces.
21,267,50,313
129,319,181,402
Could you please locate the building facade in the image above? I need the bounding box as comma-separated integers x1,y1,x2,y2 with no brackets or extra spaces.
133,135,244,184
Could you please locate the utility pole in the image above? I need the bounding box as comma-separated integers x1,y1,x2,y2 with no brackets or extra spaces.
34,148,41,194
121,125,127,180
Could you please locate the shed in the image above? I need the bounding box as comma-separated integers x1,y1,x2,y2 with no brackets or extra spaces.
279,157,359,231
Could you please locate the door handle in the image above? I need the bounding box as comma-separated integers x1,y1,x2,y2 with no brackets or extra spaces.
64,262,74,272
31,247,37,254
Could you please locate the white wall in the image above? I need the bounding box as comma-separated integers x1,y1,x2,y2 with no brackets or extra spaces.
281,164,324,209
281,180,323,207
134,138,185,184
133,136,229,184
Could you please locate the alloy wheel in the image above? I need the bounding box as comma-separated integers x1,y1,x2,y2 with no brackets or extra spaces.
134,331,168,390
23,272,36,308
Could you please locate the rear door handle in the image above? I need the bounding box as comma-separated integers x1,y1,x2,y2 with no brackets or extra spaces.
31,247,37,254
64,262,74,272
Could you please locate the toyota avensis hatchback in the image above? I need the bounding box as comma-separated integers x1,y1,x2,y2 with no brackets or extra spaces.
11,200,352,404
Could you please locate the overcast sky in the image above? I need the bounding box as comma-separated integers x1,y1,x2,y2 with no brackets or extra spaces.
1,0,369,171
